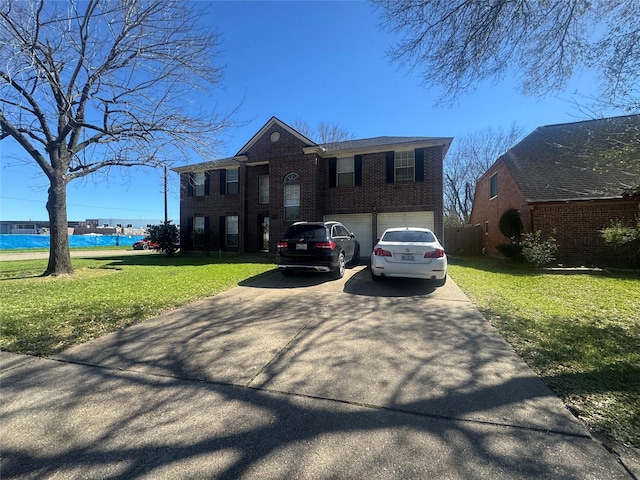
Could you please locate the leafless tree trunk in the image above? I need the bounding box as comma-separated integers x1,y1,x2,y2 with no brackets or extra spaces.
0,0,232,275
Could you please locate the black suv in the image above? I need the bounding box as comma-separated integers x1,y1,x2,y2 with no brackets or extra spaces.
276,221,360,279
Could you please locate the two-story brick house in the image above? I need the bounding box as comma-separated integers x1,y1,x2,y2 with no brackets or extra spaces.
174,117,452,256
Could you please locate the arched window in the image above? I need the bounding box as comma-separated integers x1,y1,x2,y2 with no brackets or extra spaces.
284,173,300,221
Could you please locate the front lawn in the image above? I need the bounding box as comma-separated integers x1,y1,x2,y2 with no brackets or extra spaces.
0,253,275,356
2,252,637,448
448,257,640,448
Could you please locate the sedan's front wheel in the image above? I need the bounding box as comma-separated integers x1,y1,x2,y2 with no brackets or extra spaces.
331,252,346,279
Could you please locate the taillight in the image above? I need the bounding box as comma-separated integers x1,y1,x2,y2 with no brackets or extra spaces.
316,241,336,249
424,248,445,258
277,241,288,249
374,247,392,257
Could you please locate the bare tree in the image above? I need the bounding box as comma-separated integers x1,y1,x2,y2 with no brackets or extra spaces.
293,118,356,144
372,0,640,112
1,0,231,276
444,124,524,226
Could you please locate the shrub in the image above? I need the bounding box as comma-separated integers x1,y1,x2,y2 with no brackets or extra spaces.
600,219,640,267
499,208,523,243
146,221,180,256
521,230,558,266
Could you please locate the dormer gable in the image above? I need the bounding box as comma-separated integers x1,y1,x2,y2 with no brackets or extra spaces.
235,116,317,157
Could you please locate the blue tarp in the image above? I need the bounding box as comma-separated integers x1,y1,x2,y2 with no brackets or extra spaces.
0,234,147,250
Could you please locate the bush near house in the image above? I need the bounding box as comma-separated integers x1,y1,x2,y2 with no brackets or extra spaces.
601,218,640,267
146,221,180,256
521,230,558,266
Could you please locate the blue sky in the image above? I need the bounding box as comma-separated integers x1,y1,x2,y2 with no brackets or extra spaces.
0,0,620,223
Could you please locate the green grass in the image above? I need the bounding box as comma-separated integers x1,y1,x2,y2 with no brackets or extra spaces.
2,252,638,447
448,257,640,447
0,253,275,356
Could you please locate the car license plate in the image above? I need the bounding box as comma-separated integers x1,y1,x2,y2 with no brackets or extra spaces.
296,243,307,251
401,254,414,261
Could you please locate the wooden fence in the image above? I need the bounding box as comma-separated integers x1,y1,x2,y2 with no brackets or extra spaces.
443,226,483,256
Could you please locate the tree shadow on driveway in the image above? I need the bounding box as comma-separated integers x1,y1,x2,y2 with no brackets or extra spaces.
343,267,439,297
0,265,629,479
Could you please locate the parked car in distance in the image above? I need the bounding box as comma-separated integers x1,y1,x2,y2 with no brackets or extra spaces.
132,239,159,250
276,221,360,279
371,227,447,285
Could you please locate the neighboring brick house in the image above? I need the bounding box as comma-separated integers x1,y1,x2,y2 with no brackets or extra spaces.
470,115,640,266
174,117,452,255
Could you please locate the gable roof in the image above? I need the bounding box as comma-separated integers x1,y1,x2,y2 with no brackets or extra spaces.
236,116,317,155
498,115,640,202
173,116,453,173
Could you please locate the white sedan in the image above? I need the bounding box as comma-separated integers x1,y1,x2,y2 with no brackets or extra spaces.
370,227,447,284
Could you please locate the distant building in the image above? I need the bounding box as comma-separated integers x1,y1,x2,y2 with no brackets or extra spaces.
0,218,164,236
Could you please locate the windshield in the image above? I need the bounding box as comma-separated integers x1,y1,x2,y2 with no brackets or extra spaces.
381,230,436,243
285,225,327,241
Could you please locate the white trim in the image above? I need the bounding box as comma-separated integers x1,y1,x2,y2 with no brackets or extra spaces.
172,156,247,173
314,138,452,158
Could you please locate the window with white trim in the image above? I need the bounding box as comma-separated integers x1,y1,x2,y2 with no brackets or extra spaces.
284,173,300,221
226,215,239,247
337,157,355,187
259,175,269,204
194,172,206,196
193,216,205,246
395,151,415,182
226,169,239,195
490,173,498,198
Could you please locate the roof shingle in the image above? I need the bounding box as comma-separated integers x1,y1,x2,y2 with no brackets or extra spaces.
501,115,640,202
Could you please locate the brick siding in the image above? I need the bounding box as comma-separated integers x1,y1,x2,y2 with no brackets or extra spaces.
470,160,529,256
532,200,639,265
470,160,640,265
180,123,447,254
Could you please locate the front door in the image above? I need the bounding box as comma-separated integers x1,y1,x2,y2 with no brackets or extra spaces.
259,216,269,251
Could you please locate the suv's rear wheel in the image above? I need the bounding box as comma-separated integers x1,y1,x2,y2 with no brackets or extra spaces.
331,252,346,279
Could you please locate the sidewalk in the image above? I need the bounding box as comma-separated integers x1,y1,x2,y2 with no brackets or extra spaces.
0,248,156,261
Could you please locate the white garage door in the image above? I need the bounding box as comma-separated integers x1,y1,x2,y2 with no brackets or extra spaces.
324,213,373,256
377,212,435,238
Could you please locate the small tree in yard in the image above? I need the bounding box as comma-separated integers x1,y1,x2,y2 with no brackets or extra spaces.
499,208,524,242
496,208,524,260
146,222,179,256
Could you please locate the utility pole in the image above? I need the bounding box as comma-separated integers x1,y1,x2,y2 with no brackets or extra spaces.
164,165,168,223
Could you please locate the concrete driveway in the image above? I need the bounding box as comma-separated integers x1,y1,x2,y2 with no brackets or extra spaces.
0,266,633,479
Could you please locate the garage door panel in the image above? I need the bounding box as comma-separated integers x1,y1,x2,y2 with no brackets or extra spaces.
377,212,434,238
324,214,372,255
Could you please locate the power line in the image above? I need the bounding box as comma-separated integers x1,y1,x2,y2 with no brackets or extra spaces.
0,196,165,214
